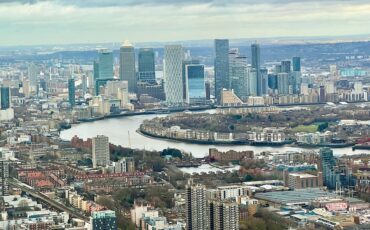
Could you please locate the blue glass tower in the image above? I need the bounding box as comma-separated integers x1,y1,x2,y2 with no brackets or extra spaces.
138,48,156,84
292,57,301,72
214,39,229,102
185,64,205,104
95,49,114,95
251,43,262,96
0,87,10,110
68,78,75,107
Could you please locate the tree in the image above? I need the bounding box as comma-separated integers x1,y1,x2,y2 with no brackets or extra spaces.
161,148,182,159
318,122,329,132
18,199,29,207
244,174,254,182
96,196,115,209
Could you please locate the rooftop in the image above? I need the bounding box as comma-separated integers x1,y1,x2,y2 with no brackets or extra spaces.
289,173,317,178
254,188,335,205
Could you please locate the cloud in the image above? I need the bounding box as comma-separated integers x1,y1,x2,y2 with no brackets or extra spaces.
0,0,370,45
1,0,370,7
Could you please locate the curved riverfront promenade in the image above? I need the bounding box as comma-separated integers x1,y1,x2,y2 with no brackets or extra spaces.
60,111,370,158
138,124,293,146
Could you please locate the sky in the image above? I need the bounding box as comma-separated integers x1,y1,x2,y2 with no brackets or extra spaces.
1,0,370,46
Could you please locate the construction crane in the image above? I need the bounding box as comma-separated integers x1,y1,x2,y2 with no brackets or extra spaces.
128,131,132,148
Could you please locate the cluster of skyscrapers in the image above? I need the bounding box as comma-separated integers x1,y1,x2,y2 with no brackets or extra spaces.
93,42,156,96
214,39,302,102
91,42,209,106
66,38,303,110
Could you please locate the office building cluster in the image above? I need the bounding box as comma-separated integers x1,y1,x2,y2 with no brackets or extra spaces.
72,39,368,118
8,38,366,122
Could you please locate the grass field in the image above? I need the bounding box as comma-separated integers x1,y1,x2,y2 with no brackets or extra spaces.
292,124,318,133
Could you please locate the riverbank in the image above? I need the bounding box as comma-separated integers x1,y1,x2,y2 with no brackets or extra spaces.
76,105,214,123
60,112,370,158
138,129,357,149
73,101,370,124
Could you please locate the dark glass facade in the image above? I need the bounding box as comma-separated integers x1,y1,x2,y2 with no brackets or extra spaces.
185,64,205,104
0,87,10,110
214,39,229,102
138,48,156,84
68,78,75,107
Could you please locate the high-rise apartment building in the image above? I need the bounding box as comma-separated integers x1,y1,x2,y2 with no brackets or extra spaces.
209,200,239,230
92,135,110,168
186,180,208,230
0,87,11,110
164,45,184,104
251,43,262,96
214,39,230,102
138,48,156,84
28,63,38,88
68,78,75,107
185,64,206,104
90,210,117,230
354,81,363,94
120,41,136,93
0,160,9,196
319,148,336,189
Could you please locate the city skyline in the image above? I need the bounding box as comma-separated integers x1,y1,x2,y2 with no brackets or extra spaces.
1,0,370,46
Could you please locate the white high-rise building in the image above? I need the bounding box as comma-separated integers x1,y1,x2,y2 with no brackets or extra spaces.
164,45,184,104
92,135,110,168
27,63,38,94
354,81,363,94
325,81,336,94
330,64,338,79
120,41,136,93
248,68,257,96
28,63,38,87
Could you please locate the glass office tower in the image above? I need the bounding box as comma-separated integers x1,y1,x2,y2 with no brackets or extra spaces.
185,64,205,104
214,39,229,102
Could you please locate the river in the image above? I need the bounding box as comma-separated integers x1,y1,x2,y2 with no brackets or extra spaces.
59,112,370,158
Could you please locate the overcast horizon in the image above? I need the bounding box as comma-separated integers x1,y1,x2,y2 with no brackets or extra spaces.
1,0,370,46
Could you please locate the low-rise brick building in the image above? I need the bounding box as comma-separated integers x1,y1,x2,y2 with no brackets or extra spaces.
209,148,254,162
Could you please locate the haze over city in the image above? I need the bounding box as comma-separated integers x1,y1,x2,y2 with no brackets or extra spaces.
1,0,370,45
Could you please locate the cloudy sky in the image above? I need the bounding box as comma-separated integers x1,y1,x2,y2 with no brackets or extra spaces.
1,0,370,46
